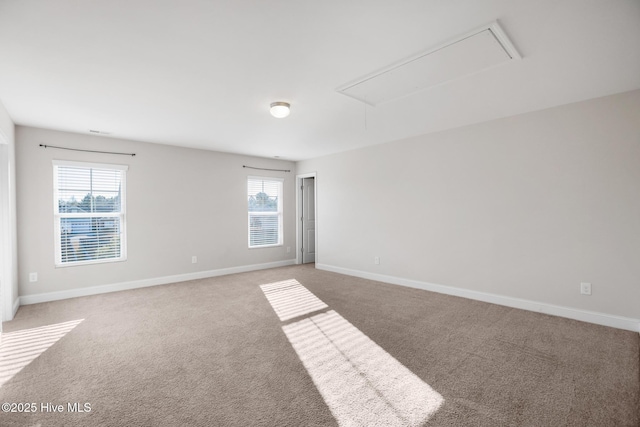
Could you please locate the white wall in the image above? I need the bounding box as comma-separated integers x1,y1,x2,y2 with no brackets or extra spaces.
16,127,296,297
298,90,640,321
0,99,17,322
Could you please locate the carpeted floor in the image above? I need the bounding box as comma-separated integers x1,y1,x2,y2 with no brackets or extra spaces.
1,264,638,426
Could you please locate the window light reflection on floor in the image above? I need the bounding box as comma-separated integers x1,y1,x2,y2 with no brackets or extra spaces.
260,280,443,426
0,319,84,388
260,279,328,321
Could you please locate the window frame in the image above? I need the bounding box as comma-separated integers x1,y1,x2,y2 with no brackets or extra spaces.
52,160,128,267
247,176,284,249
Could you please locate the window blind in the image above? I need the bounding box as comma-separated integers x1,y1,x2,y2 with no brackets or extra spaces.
53,161,127,266
248,177,283,248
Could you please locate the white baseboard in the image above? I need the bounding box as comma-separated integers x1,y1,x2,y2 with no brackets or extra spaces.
19,259,297,306
12,297,19,317
316,263,640,333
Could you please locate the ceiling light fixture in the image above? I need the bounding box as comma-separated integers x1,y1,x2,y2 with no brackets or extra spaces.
270,102,290,118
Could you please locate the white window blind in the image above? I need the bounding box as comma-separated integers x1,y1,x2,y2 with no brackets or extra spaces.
53,161,127,266
248,177,283,248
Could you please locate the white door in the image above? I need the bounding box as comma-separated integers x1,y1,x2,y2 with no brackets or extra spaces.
302,177,315,263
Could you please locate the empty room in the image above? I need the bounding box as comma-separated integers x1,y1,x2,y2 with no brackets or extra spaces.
0,1,639,426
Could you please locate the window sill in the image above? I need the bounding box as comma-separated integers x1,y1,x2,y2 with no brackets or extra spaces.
55,257,127,268
248,244,283,249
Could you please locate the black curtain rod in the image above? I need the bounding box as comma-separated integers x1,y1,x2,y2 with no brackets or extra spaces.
39,144,136,156
243,165,290,172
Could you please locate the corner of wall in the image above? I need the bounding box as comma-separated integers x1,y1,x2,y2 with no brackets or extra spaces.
0,99,17,323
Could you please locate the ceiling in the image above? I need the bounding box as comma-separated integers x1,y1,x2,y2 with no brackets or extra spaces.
0,0,639,161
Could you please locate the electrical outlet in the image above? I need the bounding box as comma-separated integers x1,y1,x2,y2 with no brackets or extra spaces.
192,256,197,264
29,272,38,282
580,282,591,295
374,256,380,265
286,246,291,253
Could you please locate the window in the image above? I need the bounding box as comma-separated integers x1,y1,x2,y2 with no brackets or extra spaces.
248,177,283,248
53,160,127,266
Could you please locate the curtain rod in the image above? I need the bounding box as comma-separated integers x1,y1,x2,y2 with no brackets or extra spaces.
243,165,290,172
39,144,136,156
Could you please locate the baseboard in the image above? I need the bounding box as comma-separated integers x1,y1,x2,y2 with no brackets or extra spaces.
19,259,297,306
316,263,640,333
12,297,19,317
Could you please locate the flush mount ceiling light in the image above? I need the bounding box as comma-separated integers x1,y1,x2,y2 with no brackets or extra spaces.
270,102,290,118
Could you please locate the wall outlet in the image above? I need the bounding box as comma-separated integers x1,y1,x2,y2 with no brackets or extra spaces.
374,256,380,265
191,256,197,264
580,282,592,295
29,272,38,282
286,246,291,253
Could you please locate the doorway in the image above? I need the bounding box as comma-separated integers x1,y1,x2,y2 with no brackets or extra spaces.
296,173,316,264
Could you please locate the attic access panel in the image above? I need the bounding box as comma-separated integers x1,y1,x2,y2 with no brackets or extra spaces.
336,22,521,106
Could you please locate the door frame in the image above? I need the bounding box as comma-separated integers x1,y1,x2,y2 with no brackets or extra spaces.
295,172,317,265
0,129,13,323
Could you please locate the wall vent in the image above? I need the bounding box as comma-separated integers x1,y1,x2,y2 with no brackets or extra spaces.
336,21,521,106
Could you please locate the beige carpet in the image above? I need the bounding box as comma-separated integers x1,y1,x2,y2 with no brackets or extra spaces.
0,264,638,426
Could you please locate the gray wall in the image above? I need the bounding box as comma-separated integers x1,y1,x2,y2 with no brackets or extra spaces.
298,90,640,319
16,127,296,297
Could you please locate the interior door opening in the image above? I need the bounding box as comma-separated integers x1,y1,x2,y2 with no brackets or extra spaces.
300,176,316,264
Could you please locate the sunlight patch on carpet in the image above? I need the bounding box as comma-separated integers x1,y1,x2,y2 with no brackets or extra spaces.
260,280,443,426
260,279,328,321
0,319,84,388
